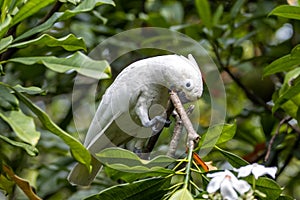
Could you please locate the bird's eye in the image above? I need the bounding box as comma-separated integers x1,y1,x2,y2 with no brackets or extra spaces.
184,79,193,90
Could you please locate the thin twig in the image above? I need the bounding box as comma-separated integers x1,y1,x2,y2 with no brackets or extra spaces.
167,111,183,157
169,91,199,142
264,117,291,162
167,105,195,157
212,42,300,137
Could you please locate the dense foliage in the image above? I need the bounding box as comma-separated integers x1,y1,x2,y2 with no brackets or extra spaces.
1,0,300,199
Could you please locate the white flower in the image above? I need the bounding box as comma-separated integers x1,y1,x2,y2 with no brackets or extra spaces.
207,170,251,200
235,163,277,179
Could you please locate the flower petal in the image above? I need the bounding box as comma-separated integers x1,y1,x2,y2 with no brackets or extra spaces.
266,167,278,179
233,180,251,195
252,164,277,179
207,175,224,193
207,171,227,178
236,165,253,178
220,178,238,200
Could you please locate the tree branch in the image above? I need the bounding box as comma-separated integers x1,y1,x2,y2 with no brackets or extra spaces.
169,91,199,143
212,43,300,136
264,117,291,162
167,105,195,158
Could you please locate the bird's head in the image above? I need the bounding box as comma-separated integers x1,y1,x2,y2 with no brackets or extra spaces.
166,54,203,104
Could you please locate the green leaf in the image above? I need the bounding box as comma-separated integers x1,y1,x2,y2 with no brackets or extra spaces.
256,177,282,200
104,165,173,183
230,0,246,19
59,0,115,21
215,146,249,168
264,44,300,76
98,148,175,182
0,36,13,53
195,0,212,29
14,13,63,42
85,177,170,200
1,0,11,22
13,85,45,95
216,123,237,144
212,4,224,26
269,5,300,20
11,0,55,25
197,123,237,155
273,79,300,112
0,84,19,110
14,0,115,42
96,147,176,168
105,163,174,174
0,110,40,146
0,64,3,75
0,172,14,194
277,195,295,200
7,51,111,79
244,176,282,200
0,135,38,156
10,87,91,170
10,34,87,52
169,188,194,200
297,107,300,127
0,14,12,38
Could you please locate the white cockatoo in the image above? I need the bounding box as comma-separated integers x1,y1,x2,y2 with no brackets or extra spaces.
68,54,203,186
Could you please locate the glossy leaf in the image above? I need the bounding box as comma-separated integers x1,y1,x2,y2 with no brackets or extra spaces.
216,123,237,144
85,177,170,200
0,84,19,110
215,146,249,168
0,14,12,38
255,178,282,200
0,135,38,156
11,0,55,25
11,88,91,170
197,123,237,154
14,0,115,42
14,13,64,42
244,176,282,200
0,110,40,146
264,45,300,76
13,85,45,95
59,0,115,21
10,34,87,52
195,0,212,29
273,78,300,112
104,165,173,183
0,36,13,53
169,188,194,200
96,147,176,168
7,51,111,79
269,5,300,20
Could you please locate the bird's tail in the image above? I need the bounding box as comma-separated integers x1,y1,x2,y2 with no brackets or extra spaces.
67,155,102,186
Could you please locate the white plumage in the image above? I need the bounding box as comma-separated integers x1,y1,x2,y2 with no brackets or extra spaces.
68,54,203,186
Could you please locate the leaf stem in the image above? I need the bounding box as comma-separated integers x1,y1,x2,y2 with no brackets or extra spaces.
252,175,256,191
184,140,194,188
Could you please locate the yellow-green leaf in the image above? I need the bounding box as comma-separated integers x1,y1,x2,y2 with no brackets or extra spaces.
0,110,40,146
